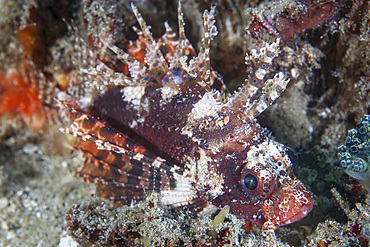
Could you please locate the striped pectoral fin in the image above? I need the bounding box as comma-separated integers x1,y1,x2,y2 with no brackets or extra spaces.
76,139,147,174
77,143,179,202
81,146,212,212
62,105,159,160
62,105,185,202
78,152,149,201
63,105,183,174
70,117,205,208
96,184,145,202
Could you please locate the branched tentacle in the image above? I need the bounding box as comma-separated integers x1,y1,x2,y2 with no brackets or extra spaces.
99,35,152,83
131,3,154,44
201,6,218,85
177,0,186,53
226,38,289,123
131,3,169,81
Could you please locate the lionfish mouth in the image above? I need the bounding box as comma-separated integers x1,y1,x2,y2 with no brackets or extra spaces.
277,201,313,226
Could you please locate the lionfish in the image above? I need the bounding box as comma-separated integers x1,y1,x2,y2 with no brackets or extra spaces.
62,2,313,233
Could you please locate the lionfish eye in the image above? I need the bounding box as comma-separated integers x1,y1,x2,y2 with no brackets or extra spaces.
244,173,257,190
240,164,275,200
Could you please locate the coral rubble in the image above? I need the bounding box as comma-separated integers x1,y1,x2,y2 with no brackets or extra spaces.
307,188,370,247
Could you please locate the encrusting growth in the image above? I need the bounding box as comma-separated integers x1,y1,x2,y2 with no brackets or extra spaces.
338,114,370,191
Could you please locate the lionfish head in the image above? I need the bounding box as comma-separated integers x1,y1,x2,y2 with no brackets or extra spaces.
239,141,314,226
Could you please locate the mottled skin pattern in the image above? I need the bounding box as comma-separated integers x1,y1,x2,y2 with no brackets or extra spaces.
62,2,313,234
90,80,271,225
90,85,202,166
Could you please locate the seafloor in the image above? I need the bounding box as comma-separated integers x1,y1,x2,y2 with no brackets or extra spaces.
0,0,369,246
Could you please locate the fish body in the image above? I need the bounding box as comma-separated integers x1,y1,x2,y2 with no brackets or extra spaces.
63,2,313,228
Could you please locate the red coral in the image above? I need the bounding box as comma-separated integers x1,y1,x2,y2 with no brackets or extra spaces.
247,0,339,40
0,60,46,132
16,7,47,69
273,0,339,40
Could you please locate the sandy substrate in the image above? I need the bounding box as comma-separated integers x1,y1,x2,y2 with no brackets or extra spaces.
0,119,90,246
